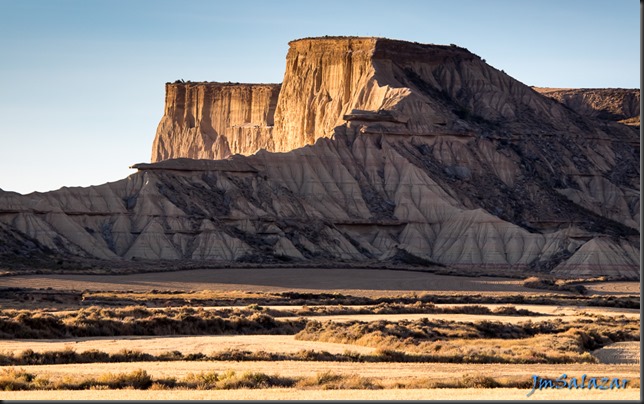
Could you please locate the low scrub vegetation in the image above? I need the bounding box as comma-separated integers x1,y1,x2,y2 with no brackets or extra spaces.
296,371,381,390
3,344,599,366
295,316,640,364
4,287,639,310
0,368,293,391
0,306,305,339
0,301,555,340
522,277,587,294
2,367,636,391
295,302,545,317
7,367,619,391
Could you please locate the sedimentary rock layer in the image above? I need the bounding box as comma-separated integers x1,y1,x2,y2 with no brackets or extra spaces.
152,82,280,161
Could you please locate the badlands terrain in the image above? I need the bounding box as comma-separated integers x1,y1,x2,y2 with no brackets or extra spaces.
0,37,639,280
0,37,640,399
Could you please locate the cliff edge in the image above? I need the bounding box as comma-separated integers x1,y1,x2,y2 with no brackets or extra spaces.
152,82,280,161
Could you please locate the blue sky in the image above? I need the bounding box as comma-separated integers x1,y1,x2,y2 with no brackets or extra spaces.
0,0,639,194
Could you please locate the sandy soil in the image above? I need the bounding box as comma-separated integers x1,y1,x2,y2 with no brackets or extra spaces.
3,361,638,381
0,335,376,356
592,342,641,365
1,387,639,400
0,267,547,296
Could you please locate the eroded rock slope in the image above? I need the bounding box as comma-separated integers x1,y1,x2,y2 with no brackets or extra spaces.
1,37,639,279
534,87,640,127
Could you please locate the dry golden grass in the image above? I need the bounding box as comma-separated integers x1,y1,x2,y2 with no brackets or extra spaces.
0,335,376,356
0,363,638,402
0,387,640,400
2,361,638,381
293,315,639,364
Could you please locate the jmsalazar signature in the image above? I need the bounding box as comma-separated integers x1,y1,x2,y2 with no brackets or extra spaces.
527,374,629,397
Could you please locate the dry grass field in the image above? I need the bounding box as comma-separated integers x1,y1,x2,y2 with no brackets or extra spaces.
1,387,639,400
3,360,638,381
0,335,377,356
0,267,639,400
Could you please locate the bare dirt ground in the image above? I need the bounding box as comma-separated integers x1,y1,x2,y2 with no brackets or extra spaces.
0,335,377,356
1,387,639,400
581,282,640,295
592,342,641,365
0,267,553,296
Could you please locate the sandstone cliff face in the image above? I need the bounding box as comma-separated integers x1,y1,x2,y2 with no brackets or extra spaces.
533,87,640,126
1,37,639,279
151,82,280,162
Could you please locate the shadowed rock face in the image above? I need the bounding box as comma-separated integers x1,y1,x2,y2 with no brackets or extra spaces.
533,87,640,127
0,37,639,279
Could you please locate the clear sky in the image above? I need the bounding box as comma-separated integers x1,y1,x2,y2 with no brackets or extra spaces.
0,0,639,194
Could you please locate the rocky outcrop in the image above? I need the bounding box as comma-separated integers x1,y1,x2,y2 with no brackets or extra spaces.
152,82,280,161
533,87,640,127
1,37,639,279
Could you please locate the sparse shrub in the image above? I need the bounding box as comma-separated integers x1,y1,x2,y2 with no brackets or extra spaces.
460,374,501,388
210,349,254,362
523,276,588,294
297,371,381,390
158,350,183,361
297,371,343,387
292,349,327,361
185,352,206,361
0,368,35,391
215,371,294,389
374,348,408,362
79,349,110,363
96,369,152,389
183,371,219,389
